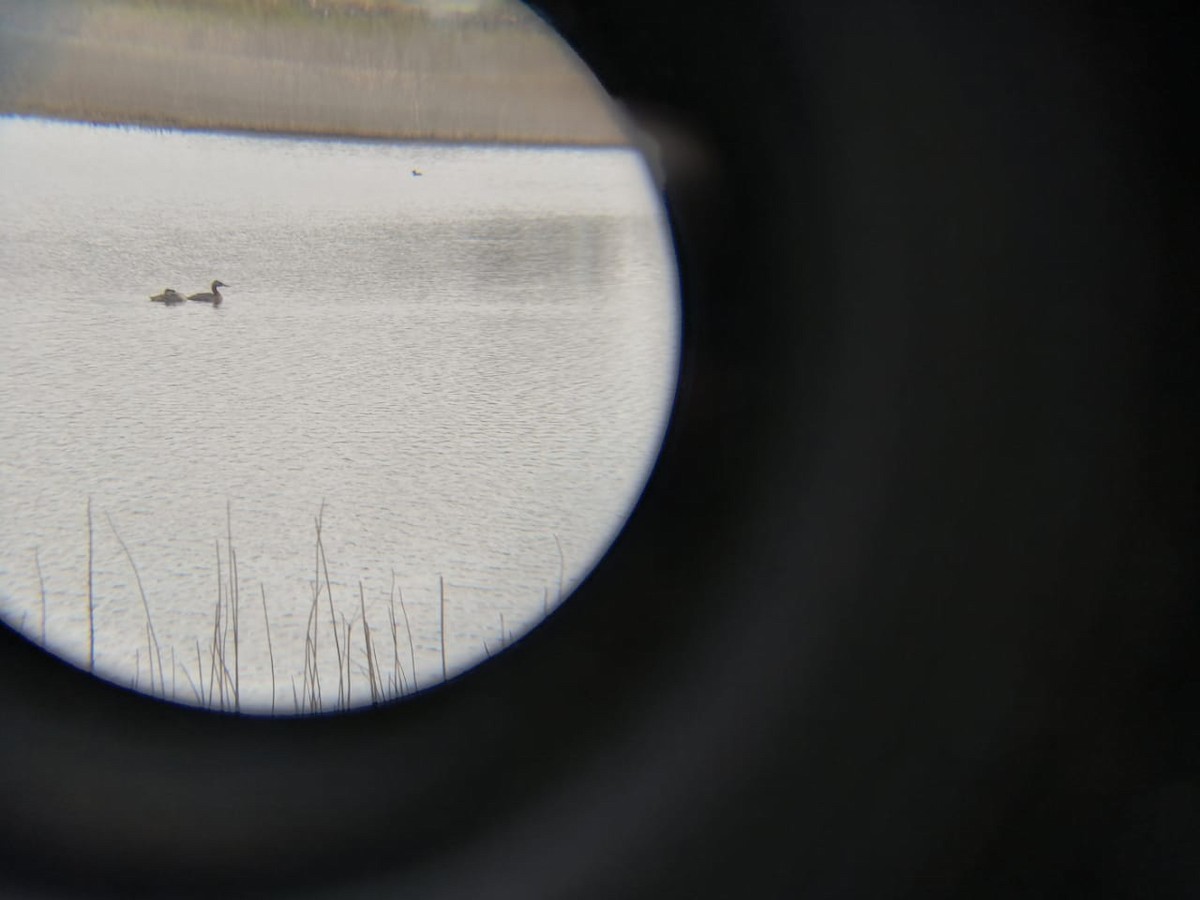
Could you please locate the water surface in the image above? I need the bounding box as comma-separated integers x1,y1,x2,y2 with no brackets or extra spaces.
0,116,678,711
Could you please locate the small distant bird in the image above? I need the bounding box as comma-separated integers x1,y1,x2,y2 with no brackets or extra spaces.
149,288,185,305
188,280,228,306
411,169,423,177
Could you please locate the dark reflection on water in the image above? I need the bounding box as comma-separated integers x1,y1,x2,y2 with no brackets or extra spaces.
366,215,630,303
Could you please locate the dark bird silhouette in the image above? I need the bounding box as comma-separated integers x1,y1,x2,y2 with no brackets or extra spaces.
188,280,228,306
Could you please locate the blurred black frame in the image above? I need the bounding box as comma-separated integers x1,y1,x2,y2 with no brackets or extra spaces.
1,1,1196,897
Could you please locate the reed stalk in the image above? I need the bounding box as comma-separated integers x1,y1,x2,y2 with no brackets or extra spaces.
209,542,224,709
439,574,447,682
386,571,407,694
396,576,417,692
303,580,318,711
261,584,276,715
370,629,385,703
51,499,510,713
228,501,240,713
553,532,564,604
86,498,94,673
341,612,352,710
107,512,164,695
179,654,203,705
219,582,231,703
195,640,206,705
145,620,156,693
360,581,380,705
314,505,344,710
33,547,47,647
231,553,240,710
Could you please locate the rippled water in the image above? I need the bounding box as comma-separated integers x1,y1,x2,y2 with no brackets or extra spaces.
0,116,678,711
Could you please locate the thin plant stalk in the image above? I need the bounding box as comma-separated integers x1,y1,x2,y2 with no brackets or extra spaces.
227,502,239,713
86,498,94,672
230,545,240,713
261,584,276,715
210,542,224,709
360,581,380,705
107,512,164,694
439,575,447,682
34,547,47,647
396,578,417,691
553,532,564,604
387,573,400,691
315,506,344,710
370,629,385,703
179,656,203,705
302,566,323,713
386,571,407,695
144,621,156,695
220,658,237,710
302,578,322,713
219,579,231,697
341,612,353,710
195,640,206,704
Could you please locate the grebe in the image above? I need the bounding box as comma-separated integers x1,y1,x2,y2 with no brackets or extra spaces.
150,288,185,305
188,280,228,305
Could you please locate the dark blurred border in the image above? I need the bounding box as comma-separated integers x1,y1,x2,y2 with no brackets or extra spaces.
1,1,1196,897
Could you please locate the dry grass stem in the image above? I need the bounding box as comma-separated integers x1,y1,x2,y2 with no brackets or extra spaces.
439,574,447,683
86,498,94,673
261,584,276,715
34,547,47,647
106,511,164,694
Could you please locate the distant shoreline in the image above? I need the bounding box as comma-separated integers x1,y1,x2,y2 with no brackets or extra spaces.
0,0,630,147
0,110,633,151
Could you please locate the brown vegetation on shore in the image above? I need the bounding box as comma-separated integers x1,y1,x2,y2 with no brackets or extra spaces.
0,0,628,146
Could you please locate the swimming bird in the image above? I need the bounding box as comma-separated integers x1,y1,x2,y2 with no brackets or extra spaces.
188,280,228,306
149,288,185,305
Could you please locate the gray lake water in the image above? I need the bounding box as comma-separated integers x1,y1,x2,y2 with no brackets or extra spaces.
0,116,679,711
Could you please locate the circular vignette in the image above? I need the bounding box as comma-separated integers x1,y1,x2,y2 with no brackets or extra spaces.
1,1,1196,898
0,0,680,713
